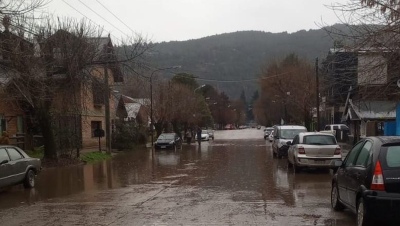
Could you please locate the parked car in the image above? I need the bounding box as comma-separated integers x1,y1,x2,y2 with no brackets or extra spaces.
287,132,342,171
207,130,214,140
264,127,274,140
154,133,182,150
0,145,41,189
268,131,274,142
321,124,350,142
272,125,307,158
331,136,400,226
195,130,210,141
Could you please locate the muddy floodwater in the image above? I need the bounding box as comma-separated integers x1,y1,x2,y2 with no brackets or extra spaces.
0,129,356,225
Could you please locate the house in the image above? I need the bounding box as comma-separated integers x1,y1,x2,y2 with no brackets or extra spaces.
116,95,149,126
324,47,400,143
0,19,34,147
42,30,123,150
0,76,25,141
342,98,396,144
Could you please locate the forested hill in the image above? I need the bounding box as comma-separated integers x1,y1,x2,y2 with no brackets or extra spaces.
147,25,347,99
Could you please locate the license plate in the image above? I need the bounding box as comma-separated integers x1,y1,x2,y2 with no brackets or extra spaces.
161,146,166,149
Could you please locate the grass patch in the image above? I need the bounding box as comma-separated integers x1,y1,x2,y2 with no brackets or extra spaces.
26,146,44,159
80,151,111,163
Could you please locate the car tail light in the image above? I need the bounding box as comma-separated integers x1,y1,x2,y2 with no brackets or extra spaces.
298,146,305,154
371,161,385,191
334,147,341,155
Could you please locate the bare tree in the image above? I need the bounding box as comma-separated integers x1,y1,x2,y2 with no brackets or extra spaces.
0,12,150,161
255,54,315,128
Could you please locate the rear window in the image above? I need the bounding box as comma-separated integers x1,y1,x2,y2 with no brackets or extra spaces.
303,135,337,145
386,146,400,168
280,129,307,139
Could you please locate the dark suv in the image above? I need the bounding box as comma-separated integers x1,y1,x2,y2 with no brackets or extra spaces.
331,137,400,226
0,145,41,189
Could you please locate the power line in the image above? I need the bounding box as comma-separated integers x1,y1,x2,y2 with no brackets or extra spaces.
94,0,137,35
76,0,130,38
61,0,122,43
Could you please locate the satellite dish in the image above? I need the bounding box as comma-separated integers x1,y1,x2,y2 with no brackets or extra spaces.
397,79,400,88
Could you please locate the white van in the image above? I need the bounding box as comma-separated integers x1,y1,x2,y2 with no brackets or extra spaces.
272,125,307,158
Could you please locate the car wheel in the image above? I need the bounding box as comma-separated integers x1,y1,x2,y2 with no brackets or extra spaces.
357,198,372,226
23,170,35,188
331,183,345,211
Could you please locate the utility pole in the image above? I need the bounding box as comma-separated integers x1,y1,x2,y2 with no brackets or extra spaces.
316,57,320,131
104,63,111,153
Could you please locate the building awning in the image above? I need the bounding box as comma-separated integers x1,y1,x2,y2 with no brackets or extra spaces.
344,99,396,121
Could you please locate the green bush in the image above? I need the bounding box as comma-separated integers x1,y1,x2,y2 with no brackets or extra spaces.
80,152,111,163
112,121,147,150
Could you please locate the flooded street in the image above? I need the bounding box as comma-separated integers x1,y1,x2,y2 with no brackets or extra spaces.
0,129,355,225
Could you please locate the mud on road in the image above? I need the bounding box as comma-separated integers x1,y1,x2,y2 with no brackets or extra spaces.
0,129,356,225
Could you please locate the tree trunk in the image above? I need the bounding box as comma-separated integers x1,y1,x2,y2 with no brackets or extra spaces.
38,109,57,160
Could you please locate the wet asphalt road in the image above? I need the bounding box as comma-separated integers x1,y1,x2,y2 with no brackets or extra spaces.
0,128,356,226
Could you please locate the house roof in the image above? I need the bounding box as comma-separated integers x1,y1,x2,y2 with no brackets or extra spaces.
344,99,396,121
125,102,141,119
121,95,150,105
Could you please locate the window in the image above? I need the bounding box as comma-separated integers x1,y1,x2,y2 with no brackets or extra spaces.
333,125,339,130
91,121,102,137
0,114,6,133
355,141,372,167
53,47,62,59
386,146,400,168
0,148,9,162
324,126,330,130
344,141,364,167
280,129,307,139
303,135,336,145
92,79,105,106
7,148,23,161
17,116,24,133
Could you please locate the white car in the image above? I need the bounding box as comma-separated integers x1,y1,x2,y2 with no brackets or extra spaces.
195,130,210,141
287,132,342,171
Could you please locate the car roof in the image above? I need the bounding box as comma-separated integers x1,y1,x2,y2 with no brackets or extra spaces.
276,125,307,129
367,136,400,144
298,132,335,137
0,145,19,148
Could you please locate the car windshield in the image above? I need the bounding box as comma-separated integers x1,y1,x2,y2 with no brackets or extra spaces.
386,146,400,168
158,134,174,140
303,135,336,145
280,129,306,139
202,130,208,134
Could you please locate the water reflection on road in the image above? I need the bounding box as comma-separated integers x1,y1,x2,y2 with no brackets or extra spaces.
0,135,355,225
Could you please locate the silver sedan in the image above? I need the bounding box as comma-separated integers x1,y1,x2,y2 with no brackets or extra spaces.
287,132,342,171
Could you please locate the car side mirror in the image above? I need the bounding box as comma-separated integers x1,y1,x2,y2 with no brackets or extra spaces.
286,141,292,145
0,159,9,165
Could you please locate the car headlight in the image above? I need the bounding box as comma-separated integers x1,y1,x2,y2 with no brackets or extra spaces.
169,141,174,144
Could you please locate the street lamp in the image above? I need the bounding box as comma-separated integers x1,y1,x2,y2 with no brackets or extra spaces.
149,66,181,150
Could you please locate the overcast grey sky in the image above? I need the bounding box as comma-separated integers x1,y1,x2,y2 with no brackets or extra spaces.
42,0,349,42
